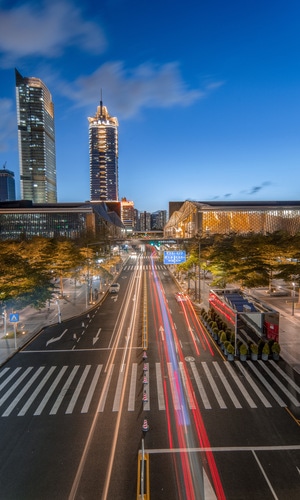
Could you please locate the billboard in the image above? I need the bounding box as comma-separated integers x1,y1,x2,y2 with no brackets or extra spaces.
163,250,186,264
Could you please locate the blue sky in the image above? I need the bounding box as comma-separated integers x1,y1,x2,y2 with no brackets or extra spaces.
0,0,299,214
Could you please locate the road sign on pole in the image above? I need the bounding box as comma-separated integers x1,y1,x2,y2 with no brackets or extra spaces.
9,313,19,322
163,251,186,264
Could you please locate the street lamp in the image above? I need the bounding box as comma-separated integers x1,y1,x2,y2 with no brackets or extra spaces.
198,236,201,303
55,298,62,323
291,282,296,316
86,242,104,307
195,231,202,303
2,308,7,336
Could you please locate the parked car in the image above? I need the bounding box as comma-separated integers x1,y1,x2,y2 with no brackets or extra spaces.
175,292,187,302
109,283,120,293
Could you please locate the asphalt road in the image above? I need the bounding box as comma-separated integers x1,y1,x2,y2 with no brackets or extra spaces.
0,254,299,499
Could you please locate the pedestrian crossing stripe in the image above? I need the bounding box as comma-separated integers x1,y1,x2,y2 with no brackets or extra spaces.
123,264,167,271
0,360,299,418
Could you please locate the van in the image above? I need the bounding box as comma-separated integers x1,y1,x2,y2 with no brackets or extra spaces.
109,283,120,293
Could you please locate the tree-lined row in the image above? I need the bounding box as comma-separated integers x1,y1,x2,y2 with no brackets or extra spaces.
0,238,120,310
178,231,300,291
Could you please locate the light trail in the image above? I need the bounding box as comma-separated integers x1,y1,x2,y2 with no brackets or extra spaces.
182,298,215,356
148,255,225,499
69,262,143,500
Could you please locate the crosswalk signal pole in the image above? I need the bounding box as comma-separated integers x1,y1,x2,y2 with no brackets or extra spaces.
14,322,17,349
2,309,7,336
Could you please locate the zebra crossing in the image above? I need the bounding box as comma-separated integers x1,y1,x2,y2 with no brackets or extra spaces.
0,360,299,418
123,264,167,271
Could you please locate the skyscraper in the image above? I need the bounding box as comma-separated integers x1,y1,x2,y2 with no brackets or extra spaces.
0,164,16,201
88,99,119,202
15,69,57,203
151,210,167,230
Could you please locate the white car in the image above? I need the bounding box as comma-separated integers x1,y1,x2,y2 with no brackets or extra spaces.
109,283,120,293
175,292,187,302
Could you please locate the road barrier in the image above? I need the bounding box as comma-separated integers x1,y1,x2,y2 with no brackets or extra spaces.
142,277,148,350
137,439,150,499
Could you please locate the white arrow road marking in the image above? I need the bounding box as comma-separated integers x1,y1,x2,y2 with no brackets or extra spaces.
93,328,101,346
159,325,165,341
46,329,68,347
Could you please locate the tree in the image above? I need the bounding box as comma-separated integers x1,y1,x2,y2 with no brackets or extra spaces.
204,234,238,287
48,240,84,297
0,243,54,309
276,232,300,302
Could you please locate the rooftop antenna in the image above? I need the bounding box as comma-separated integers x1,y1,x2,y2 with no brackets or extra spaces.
3,161,6,169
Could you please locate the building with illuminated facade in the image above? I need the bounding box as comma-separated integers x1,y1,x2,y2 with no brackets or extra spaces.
165,200,300,238
0,166,16,201
0,201,124,242
88,99,119,202
15,69,57,203
121,198,135,232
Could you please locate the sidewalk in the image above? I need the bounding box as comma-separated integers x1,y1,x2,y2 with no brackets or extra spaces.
0,250,130,368
0,279,109,366
179,277,300,375
250,288,300,374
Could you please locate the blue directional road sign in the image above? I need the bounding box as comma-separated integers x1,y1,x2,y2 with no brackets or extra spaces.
163,250,186,265
9,313,19,322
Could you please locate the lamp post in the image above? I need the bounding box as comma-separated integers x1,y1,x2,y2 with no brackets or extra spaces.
291,282,296,316
86,241,104,308
198,236,201,303
234,313,238,357
2,308,7,336
195,230,202,303
55,298,61,323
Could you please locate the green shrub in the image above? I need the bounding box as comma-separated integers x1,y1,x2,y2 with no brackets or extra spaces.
227,343,235,355
220,331,227,343
239,343,248,355
213,327,219,336
271,342,281,354
262,343,270,355
224,340,231,351
250,343,258,354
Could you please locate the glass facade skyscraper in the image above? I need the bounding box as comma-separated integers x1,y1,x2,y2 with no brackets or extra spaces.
88,100,119,201
0,166,16,201
15,69,57,203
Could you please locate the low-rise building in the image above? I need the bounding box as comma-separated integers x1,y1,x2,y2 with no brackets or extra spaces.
0,200,125,241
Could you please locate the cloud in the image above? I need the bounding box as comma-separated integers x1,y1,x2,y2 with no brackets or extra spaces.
210,182,272,200
60,61,222,118
243,181,272,195
0,98,16,152
0,1,106,65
